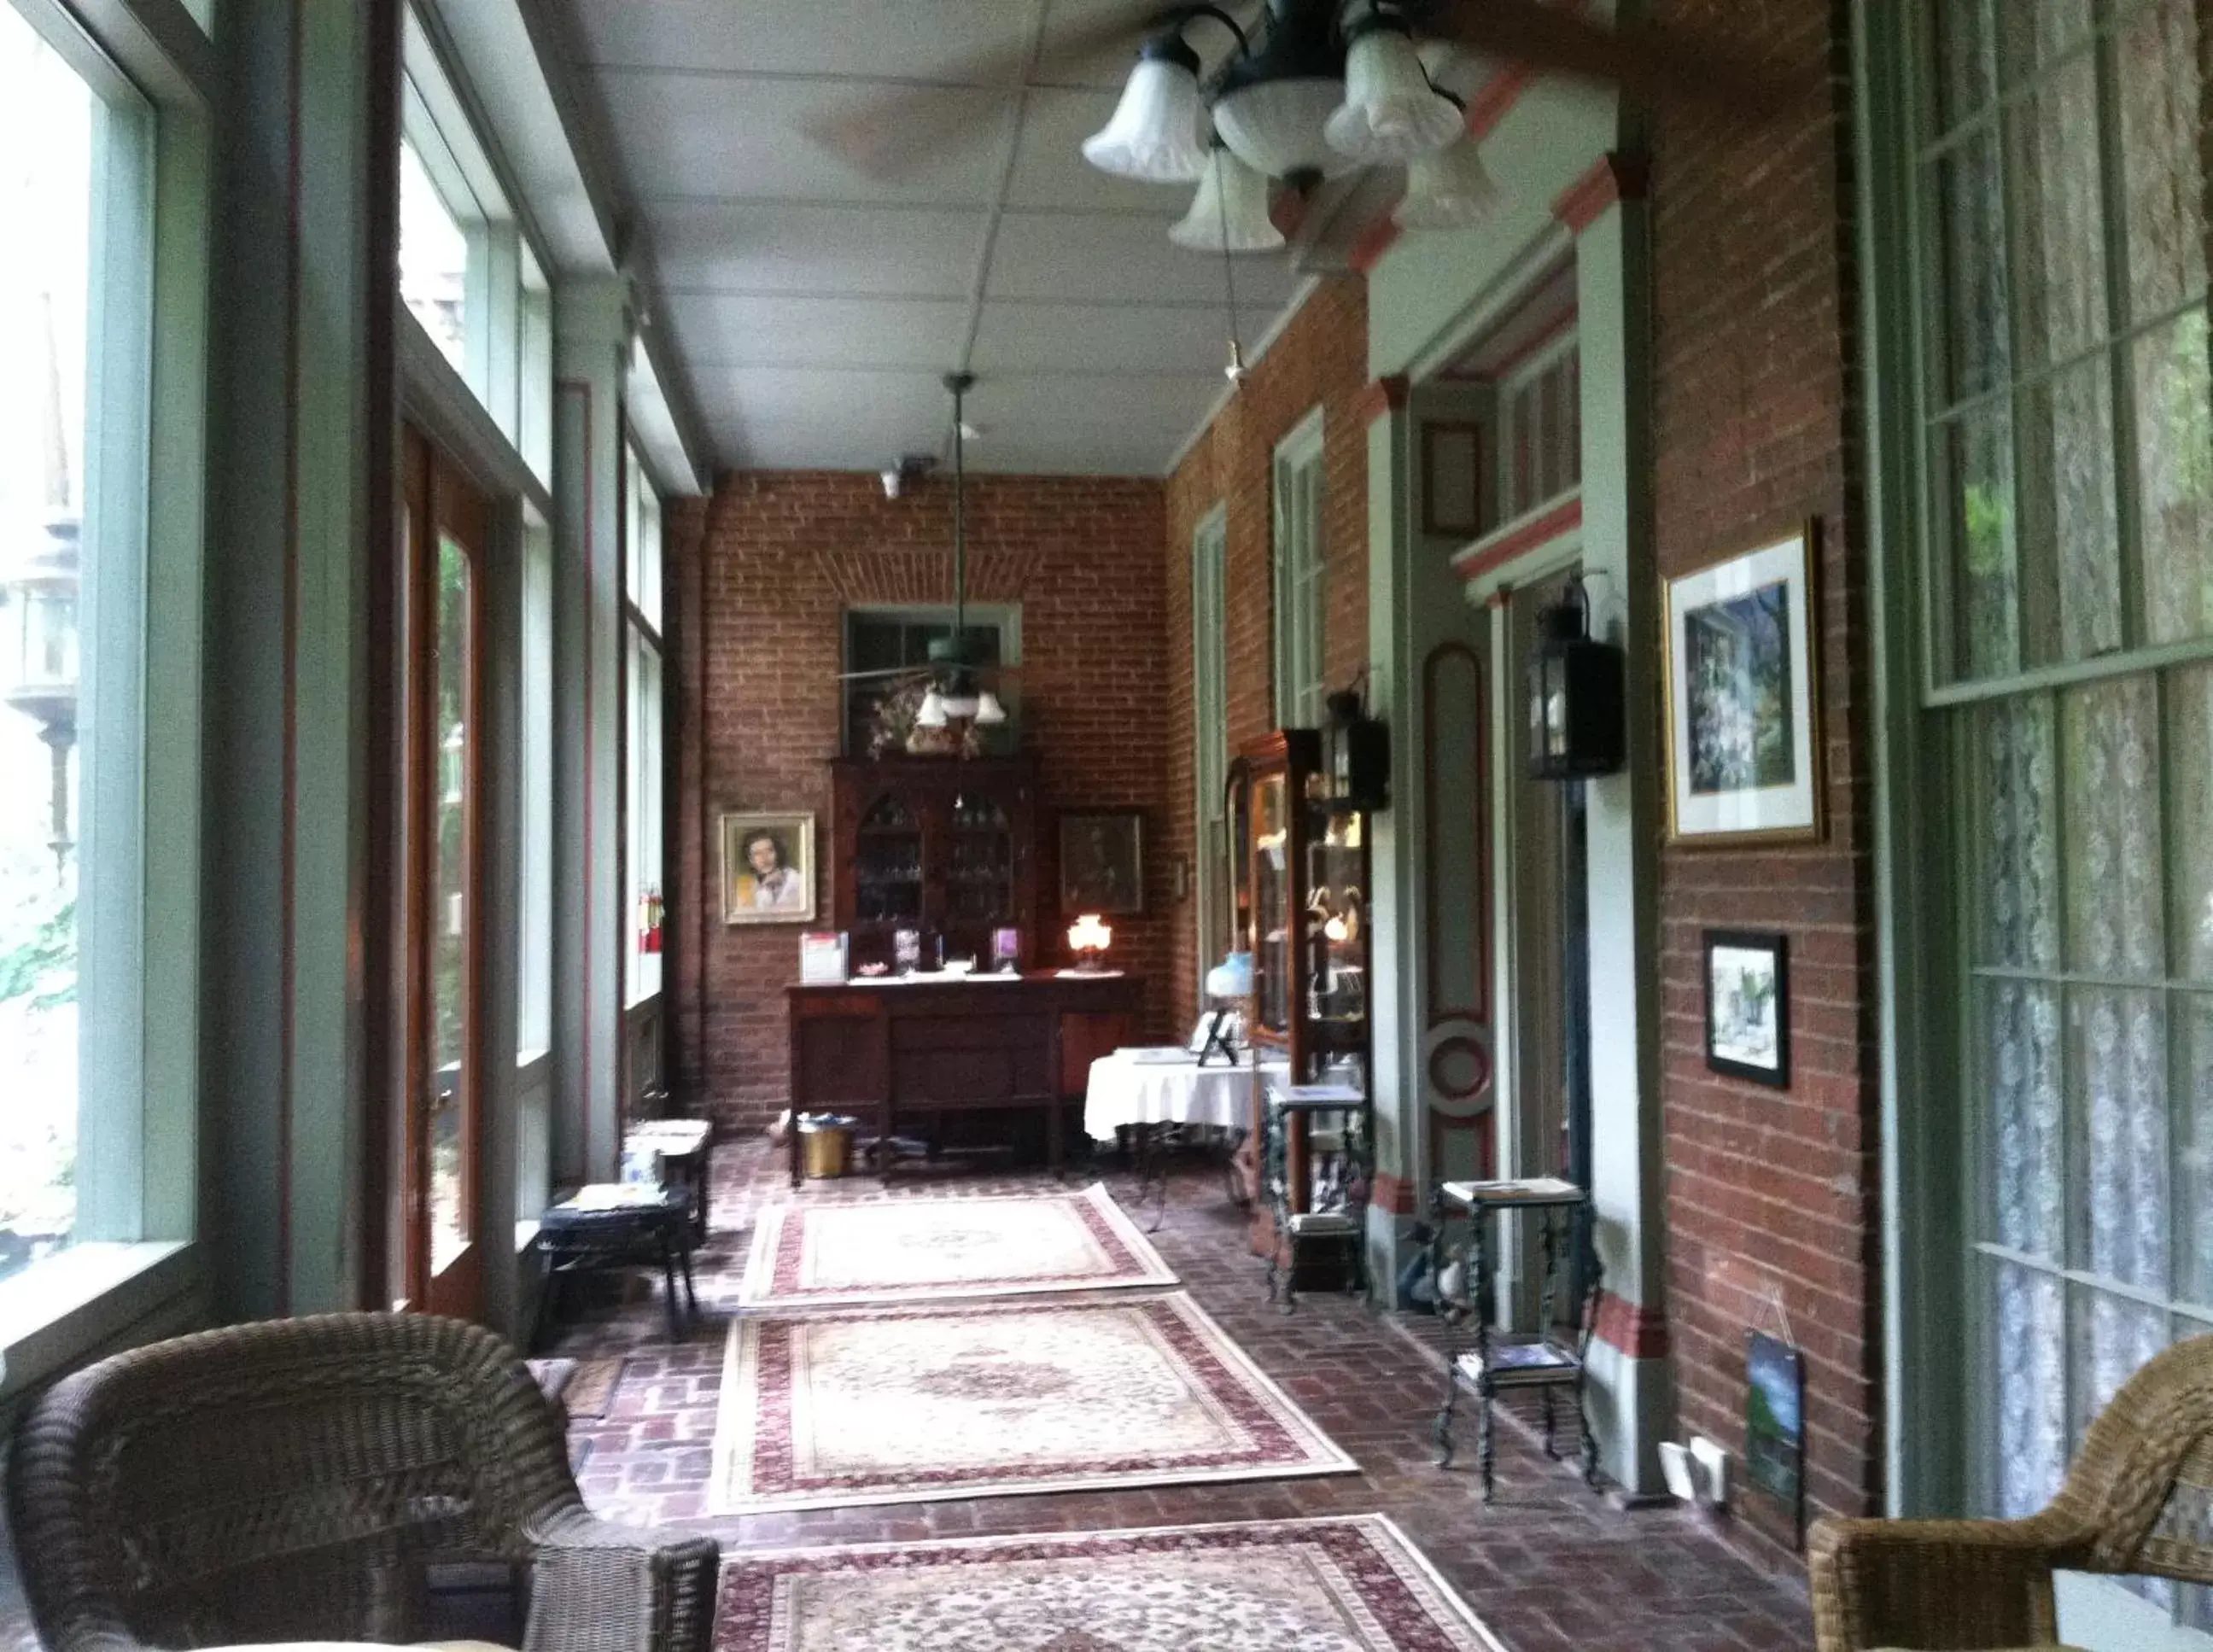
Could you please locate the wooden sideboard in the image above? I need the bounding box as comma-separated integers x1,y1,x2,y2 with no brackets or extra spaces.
786,972,1141,1184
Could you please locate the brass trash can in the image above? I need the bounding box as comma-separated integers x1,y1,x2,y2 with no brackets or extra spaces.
797,1113,855,1180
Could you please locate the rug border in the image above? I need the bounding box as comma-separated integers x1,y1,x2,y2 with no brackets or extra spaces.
736,1182,1179,1310
708,1288,1359,1515
715,1513,1508,1652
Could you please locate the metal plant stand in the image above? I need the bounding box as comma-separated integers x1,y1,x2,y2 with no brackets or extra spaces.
1428,1176,1601,1502
1262,1086,1371,1312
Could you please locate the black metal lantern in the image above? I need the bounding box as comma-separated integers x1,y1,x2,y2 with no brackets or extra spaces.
1320,688,1390,813
1526,577,1624,780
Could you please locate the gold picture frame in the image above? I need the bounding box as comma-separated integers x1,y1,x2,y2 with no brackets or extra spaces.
721,811,818,925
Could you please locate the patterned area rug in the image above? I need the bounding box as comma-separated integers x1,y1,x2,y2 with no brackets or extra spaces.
716,1516,1504,1651
738,1182,1177,1309
709,1292,1356,1512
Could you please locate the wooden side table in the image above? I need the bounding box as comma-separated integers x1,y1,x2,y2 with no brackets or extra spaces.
1429,1176,1601,1501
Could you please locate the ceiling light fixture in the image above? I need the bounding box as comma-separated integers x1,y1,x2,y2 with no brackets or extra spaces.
1394,118,1502,230
1085,0,1490,248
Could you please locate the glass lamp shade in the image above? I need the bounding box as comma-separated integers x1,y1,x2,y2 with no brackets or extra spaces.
1213,74,1357,184
2,514,80,733
1082,46,1210,183
1169,146,1285,253
1395,133,1501,230
939,686,980,720
1206,950,1253,1001
972,688,1007,726
914,686,949,729
1323,23,1463,163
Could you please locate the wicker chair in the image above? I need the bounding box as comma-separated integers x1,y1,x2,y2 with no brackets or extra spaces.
1810,1334,2213,1651
9,1313,718,1652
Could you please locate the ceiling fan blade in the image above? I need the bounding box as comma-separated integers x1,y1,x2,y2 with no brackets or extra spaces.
1422,0,1790,113
809,1,1174,180
838,664,935,684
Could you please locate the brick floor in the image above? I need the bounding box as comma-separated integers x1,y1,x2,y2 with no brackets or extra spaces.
541,1136,1817,1652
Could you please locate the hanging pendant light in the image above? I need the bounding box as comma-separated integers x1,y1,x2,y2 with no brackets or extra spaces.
1211,0,1352,189
1323,14,1463,163
1395,130,1501,230
972,689,1007,727
1083,34,1210,182
1171,143,1285,253
915,686,950,730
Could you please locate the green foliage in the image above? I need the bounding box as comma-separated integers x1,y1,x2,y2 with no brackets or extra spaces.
0,884,73,1010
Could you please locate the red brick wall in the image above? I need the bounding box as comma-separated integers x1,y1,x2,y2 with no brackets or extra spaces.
1163,277,1371,1030
665,471,1172,1132
1651,0,1882,1562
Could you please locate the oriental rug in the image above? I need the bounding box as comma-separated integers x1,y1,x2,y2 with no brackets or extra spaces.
737,1182,1177,1310
708,1292,1356,1512
715,1515,1505,1651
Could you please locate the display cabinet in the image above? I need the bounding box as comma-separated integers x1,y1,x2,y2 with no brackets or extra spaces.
831,756,1039,972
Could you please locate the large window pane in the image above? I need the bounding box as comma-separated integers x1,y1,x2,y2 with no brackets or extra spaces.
2007,58,2107,371
2172,664,2213,983
2118,0,2207,324
1943,404,2020,676
0,9,96,1280
2061,676,2163,978
399,136,467,371
1935,135,2011,405
2133,311,2213,646
429,537,472,1273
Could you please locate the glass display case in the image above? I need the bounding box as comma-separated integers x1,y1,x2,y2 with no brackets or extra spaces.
832,756,1038,972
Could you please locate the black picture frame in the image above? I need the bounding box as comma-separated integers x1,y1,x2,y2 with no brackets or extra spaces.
1058,808,1146,916
1745,1329,1805,1538
1702,929,1790,1088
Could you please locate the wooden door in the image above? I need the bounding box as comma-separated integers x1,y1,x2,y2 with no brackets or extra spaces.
395,427,489,1318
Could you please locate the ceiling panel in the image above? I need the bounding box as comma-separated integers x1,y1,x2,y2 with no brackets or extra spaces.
971,299,1242,377
643,201,985,299
586,67,1013,206
663,292,974,370
1035,0,1187,92
1001,89,1186,216
566,0,1042,83
986,210,1305,306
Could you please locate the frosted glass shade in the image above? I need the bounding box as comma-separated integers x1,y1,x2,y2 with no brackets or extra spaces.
1396,134,1502,230
972,689,1007,726
1213,75,1355,183
1083,53,1209,183
914,687,949,729
1324,25,1463,163
1170,147,1285,253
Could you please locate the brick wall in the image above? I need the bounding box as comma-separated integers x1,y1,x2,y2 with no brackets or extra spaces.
665,471,1172,1132
1650,0,1882,1562
1164,276,1372,1030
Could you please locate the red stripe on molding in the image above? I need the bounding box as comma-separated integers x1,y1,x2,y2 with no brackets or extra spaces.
276,0,306,1316
1592,1290,1669,1360
1463,64,1536,140
1355,373,1410,425
558,381,596,1176
1552,152,1651,235
1348,214,1401,275
1451,498,1584,584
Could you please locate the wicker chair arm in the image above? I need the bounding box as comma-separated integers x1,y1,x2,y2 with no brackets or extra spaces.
1808,1514,2082,1652
523,1507,720,1652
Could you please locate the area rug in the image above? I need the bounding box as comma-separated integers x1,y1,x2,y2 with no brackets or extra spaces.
709,1292,1357,1512
737,1182,1177,1310
716,1515,1504,1651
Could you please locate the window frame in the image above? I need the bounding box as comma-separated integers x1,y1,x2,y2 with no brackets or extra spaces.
1271,408,1327,727
840,602,1023,756
1191,505,1229,994
622,443,665,1011
1493,332,1582,527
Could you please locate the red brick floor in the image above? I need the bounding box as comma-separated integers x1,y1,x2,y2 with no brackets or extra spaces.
540,1137,1818,1652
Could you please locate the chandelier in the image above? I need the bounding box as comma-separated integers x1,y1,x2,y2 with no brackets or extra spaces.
1083,0,1499,248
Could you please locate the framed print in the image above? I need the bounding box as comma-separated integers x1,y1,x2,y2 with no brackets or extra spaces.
1058,808,1145,916
1744,1330,1805,1537
1663,523,1824,844
721,812,817,925
1704,929,1790,1088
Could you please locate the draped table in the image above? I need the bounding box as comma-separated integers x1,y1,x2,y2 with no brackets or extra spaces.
1083,1049,1288,1226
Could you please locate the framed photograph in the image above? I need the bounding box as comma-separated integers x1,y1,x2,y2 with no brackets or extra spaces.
1704,929,1790,1088
1745,1330,1805,1537
721,812,817,925
1059,808,1145,916
1662,523,1824,844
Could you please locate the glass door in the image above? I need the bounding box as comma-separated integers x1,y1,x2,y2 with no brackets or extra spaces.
1251,769,1292,1042
395,426,488,1319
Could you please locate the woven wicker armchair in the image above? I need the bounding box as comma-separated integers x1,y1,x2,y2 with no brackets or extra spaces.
9,1312,718,1652
1810,1334,2213,1651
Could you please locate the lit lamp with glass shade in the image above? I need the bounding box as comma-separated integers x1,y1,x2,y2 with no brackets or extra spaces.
1067,913,1113,972
2,512,80,874
1197,949,1252,1066
1527,577,1626,780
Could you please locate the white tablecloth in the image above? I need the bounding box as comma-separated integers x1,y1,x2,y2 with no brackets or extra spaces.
1082,1051,1284,1136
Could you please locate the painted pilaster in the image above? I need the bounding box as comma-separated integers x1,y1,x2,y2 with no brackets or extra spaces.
1560,157,1671,1496
551,277,631,1187
202,0,388,1319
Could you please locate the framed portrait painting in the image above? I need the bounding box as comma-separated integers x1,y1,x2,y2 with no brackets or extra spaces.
1703,929,1789,1088
1059,808,1145,916
1663,524,1824,844
721,812,817,925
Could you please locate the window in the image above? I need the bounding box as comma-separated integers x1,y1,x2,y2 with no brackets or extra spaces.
518,242,552,485
1901,0,2212,1632
843,605,1019,756
1272,410,1327,727
517,519,552,1057
624,447,664,1008
1497,340,1579,524
398,133,468,372
1192,509,1229,986
0,0,188,1287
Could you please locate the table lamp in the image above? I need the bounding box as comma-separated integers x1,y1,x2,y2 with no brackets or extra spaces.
1197,950,1252,1067
1067,913,1113,971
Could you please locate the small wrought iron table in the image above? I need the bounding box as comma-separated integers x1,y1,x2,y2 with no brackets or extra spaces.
1261,1081,1371,1311
625,1118,714,1242
1429,1176,1600,1501
539,1184,699,1342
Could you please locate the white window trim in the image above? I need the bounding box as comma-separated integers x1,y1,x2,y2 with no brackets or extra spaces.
1191,505,1229,994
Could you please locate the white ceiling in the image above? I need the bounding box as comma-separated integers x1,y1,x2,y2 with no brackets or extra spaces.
552,0,1322,476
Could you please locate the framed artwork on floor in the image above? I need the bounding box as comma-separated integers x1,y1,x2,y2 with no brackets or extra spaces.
721,812,817,925
1059,808,1145,916
1703,929,1789,1088
1662,522,1824,844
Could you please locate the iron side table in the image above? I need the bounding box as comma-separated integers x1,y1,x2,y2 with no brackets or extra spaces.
539,1185,699,1342
1262,1082,1371,1312
1429,1176,1601,1502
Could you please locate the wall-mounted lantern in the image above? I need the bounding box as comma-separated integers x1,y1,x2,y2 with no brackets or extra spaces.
3,512,80,873
1319,687,1390,813
1527,576,1625,780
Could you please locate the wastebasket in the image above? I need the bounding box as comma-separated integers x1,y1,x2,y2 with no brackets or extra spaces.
797,1112,856,1180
